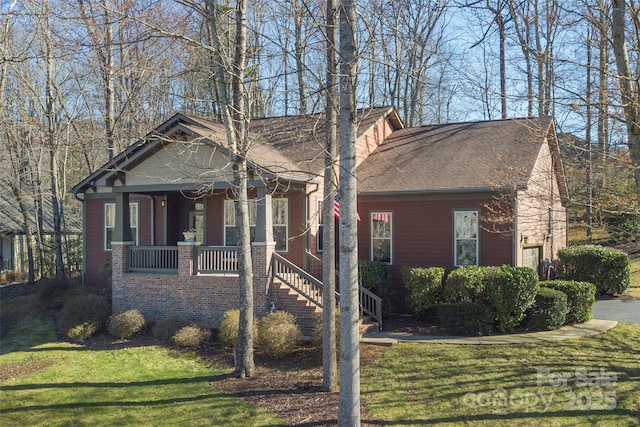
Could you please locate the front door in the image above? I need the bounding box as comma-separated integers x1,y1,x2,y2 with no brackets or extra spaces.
188,202,205,243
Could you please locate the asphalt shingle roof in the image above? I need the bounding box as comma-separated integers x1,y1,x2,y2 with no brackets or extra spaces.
357,116,555,194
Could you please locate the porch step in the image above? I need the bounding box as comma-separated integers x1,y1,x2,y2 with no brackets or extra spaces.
270,278,322,335
359,316,379,337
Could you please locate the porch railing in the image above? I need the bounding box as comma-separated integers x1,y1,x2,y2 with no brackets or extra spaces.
196,246,238,274
274,252,383,331
127,246,178,273
359,286,383,332
272,252,333,308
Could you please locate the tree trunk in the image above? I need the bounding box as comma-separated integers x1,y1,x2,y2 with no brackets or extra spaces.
322,0,338,393
205,0,255,377
611,0,640,202
338,0,360,424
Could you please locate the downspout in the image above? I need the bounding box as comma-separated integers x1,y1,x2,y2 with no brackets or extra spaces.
73,189,86,287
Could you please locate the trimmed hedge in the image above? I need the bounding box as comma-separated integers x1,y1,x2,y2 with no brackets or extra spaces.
359,260,394,313
542,280,596,324
402,266,444,319
558,245,630,295
525,288,567,331
437,303,494,335
484,266,539,332
443,266,486,303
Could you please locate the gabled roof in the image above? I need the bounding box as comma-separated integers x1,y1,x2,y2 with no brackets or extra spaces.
72,106,400,194
357,116,567,199
0,191,82,235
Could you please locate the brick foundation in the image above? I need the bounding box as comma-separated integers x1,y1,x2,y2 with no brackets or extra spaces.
111,242,276,328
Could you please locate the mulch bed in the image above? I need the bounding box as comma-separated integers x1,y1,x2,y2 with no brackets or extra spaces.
198,314,449,426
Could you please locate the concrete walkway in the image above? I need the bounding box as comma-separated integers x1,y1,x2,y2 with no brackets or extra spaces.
362,299,640,345
593,299,640,323
362,319,618,345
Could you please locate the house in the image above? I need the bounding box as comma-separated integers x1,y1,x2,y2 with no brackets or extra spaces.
356,117,568,305
0,189,82,279
71,107,568,330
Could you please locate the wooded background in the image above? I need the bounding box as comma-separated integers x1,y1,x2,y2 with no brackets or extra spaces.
1,0,639,280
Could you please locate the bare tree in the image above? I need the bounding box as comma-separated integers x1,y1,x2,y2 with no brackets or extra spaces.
204,0,255,378
610,0,640,202
338,0,360,423
322,0,338,393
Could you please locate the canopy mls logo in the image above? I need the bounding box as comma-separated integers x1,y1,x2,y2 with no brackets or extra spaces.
462,367,618,414
536,367,618,388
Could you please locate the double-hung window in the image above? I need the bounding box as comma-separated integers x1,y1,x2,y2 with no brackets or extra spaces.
454,210,479,266
224,198,288,252
371,212,392,263
104,202,138,250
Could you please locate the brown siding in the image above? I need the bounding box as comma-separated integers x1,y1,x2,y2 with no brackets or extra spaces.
357,196,514,310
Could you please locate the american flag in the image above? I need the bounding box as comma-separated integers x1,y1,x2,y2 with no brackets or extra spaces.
334,195,361,221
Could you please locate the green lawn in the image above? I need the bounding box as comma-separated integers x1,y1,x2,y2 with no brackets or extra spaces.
362,323,640,426
0,295,281,427
628,255,640,299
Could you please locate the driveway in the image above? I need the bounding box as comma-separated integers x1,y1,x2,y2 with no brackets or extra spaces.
593,299,640,323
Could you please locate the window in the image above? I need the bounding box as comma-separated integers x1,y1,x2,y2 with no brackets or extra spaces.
316,199,324,253
104,202,138,250
371,212,392,263
454,210,478,266
224,198,288,252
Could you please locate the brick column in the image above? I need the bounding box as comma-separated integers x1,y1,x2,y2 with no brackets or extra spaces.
252,242,276,316
177,242,198,277
111,241,131,314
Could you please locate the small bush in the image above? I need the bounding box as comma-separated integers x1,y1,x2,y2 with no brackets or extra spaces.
172,324,212,348
402,266,444,319
57,292,111,342
66,322,99,342
542,280,596,324
310,310,340,348
484,266,539,333
443,266,486,303
218,309,259,349
151,316,186,340
37,279,70,310
558,245,630,295
359,260,394,312
257,311,302,359
108,309,146,339
437,303,494,335
525,288,567,331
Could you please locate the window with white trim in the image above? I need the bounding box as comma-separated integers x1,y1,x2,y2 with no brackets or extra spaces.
371,212,392,263
104,202,138,250
224,198,288,252
454,210,479,266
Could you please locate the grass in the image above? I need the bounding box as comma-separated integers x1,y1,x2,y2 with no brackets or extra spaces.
628,256,640,299
362,323,640,426
0,295,282,426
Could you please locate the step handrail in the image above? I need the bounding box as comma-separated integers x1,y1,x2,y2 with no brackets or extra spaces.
277,252,384,331
272,253,327,307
